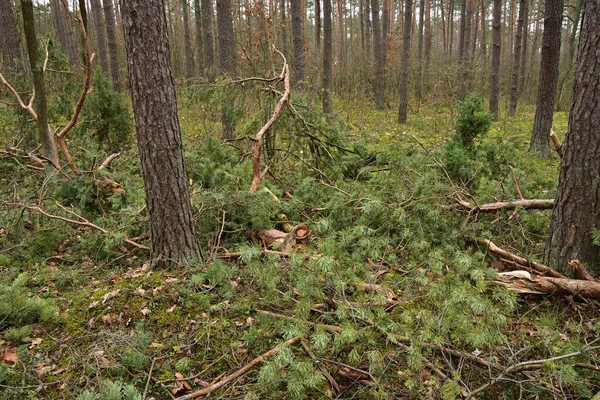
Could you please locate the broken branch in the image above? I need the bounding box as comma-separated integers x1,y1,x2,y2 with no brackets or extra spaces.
493,270,600,299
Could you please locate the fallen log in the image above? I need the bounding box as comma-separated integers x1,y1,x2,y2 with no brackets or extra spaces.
469,237,567,279
454,199,554,213
492,270,600,299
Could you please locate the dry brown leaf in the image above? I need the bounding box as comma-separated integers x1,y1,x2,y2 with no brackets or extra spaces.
1,348,19,365
102,289,120,304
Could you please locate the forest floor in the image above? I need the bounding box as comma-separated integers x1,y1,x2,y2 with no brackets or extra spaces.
1,96,599,400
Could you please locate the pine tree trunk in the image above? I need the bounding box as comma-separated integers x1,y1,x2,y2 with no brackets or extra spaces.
398,0,412,123
50,0,78,67
545,0,600,275
0,0,22,73
290,0,305,87
21,0,59,173
216,0,238,139
103,0,121,90
371,0,385,109
518,0,528,94
365,0,371,58
201,0,214,71
182,0,195,81
322,0,332,114
508,0,526,116
489,0,501,119
530,0,564,157
424,0,431,93
315,0,321,58
280,0,287,52
416,0,424,103
480,0,486,58
90,0,109,75
121,0,202,269
568,0,583,64
194,0,204,74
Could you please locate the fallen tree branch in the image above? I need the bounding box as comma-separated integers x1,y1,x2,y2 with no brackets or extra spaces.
174,335,304,399
492,270,600,299
256,310,342,334
569,260,597,282
453,198,554,214
250,48,290,193
469,237,566,279
97,153,120,171
550,129,563,158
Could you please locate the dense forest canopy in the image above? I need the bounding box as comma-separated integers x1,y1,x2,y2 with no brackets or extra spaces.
0,0,599,399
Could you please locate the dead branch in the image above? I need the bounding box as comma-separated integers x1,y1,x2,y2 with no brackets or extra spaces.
510,167,524,200
97,153,121,171
250,48,290,192
0,72,37,120
173,335,304,399
569,259,597,282
453,198,554,214
493,270,600,298
301,341,341,394
256,309,342,334
55,10,95,174
550,129,563,157
469,237,567,279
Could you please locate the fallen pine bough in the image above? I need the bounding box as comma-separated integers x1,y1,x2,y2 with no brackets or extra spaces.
491,270,600,299
452,198,554,214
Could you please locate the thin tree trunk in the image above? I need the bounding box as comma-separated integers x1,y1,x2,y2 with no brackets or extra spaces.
424,0,431,94
201,0,214,71
216,0,238,139
90,0,108,74
365,0,371,58
182,0,195,81
121,0,202,269
508,0,526,116
371,0,385,109
530,0,564,157
489,0,501,119
315,0,321,57
103,0,121,90
518,0,528,94
398,0,412,123
448,0,453,57
280,0,287,52
359,0,365,51
416,0,424,103
194,0,204,74
322,0,332,114
568,0,583,64
21,0,59,173
480,0,486,58
291,0,305,87
440,0,447,54
545,0,600,275
337,0,345,66
50,0,78,67
0,0,22,73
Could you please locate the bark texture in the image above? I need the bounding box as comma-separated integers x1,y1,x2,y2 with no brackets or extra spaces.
371,0,385,109
90,0,109,74
322,0,332,114
397,0,412,123
508,0,526,116
121,0,202,268
416,0,424,103
489,0,501,119
545,0,600,276
216,0,238,139
0,0,22,73
182,0,195,80
530,0,564,157
50,0,78,67
103,0,121,90
201,0,214,70
290,0,305,87
194,0,204,74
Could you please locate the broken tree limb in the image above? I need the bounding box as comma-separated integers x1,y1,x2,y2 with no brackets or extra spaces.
173,335,304,399
469,237,567,279
493,270,600,299
454,198,554,214
550,129,563,157
250,48,290,192
569,260,597,282
256,310,342,334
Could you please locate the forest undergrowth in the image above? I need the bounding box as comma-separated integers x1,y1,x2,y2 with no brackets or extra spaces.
1,77,598,399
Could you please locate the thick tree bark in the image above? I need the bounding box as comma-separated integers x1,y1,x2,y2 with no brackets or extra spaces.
121,0,202,269
371,0,385,110
216,0,238,139
182,0,195,81
322,0,332,114
489,0,501,119
21,0,59,173
397,0,412,123
290,0,305,87
90,0,109,75
0,0,22,73
508,0,526,116
103,0,121,91
530,0,564,157
194,0,204,74
545,0,600,276
201,0,214,71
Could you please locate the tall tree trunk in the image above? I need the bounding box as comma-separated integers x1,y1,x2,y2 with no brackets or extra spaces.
545,0,600,275
121,0,202,269
337,0,345,67
458,0,473,98
182,0,195,80
518,0,528,94
315,0,321,57
21,0,59,173
322,0,332,114
103,0,121,90
440,0,447,54
448,0,453,57
568,0,583,64
90,0,109,74
416,0,424,103
201,0,214,71
359,0,365,51
489,0,501,119
365,0,371,58
398,0,412,123
291,0,305,87
371,0,385,109
216,0,238,139
508,0,526,116
194,0,204,74
480,0,486,58
280,0,287,52
0,0,22,73
50,0,78,67
424,0,431,93
530,0,564,157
